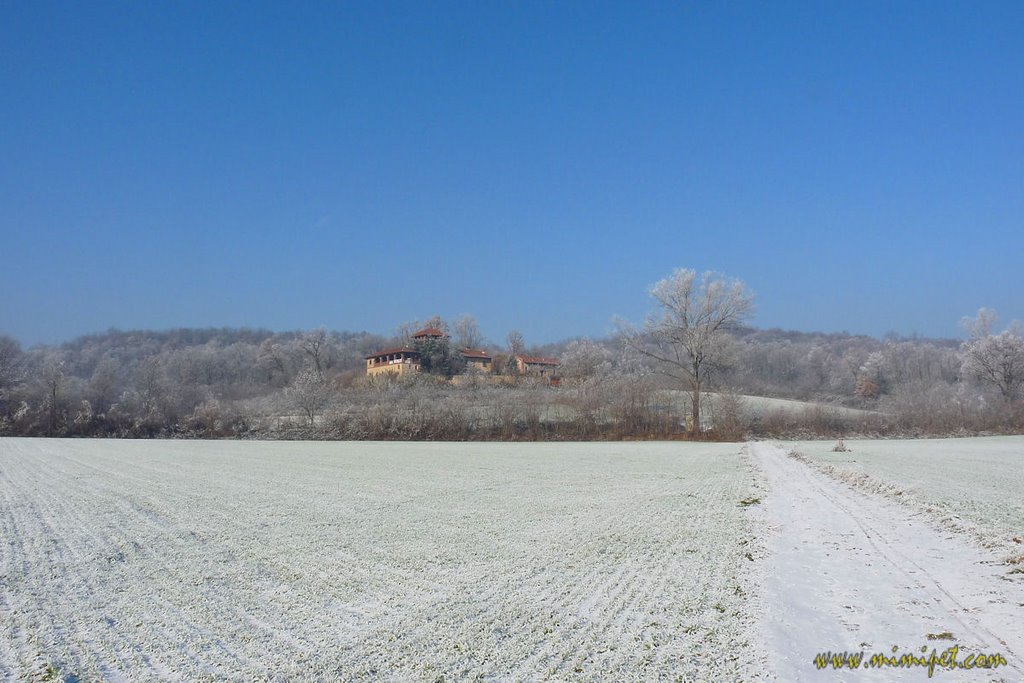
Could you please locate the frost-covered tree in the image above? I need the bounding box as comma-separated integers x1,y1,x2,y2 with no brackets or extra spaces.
625,268,754,433
88,357,120,415
960,309,1024,404
961,308,998,341
0,335,24,415
257,339,291,385
855,351,886,399
559,339,612,382
39,352,67,435
287,369,331,427
132,356,166,420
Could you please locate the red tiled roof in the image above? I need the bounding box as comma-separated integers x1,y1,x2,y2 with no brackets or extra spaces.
461,348,492,360
517,355,559,365
365,347,420,360
412,327,446,339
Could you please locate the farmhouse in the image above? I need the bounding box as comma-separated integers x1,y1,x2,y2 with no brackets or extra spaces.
365,326,555,379
365,347,420,376
516,355,560,376
461,348,492,372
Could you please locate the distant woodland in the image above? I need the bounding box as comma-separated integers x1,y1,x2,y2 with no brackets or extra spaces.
1,308,1021,440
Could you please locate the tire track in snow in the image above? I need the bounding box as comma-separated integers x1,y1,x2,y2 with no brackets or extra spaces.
753,441,1024,682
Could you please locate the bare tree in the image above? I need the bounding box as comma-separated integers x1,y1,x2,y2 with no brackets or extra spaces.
506,330,524,356
625,268,754,433
505,330,526,374
395,320,422,344
396,315,449,342
453,314,484,349
422,315,449,335
300,328,328,380
39,352,67,435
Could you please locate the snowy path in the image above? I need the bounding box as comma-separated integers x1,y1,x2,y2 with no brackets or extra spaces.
752,442,1024,682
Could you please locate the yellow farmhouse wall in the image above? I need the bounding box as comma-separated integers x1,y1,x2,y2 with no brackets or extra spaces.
366,358,420,376
465,358,492,372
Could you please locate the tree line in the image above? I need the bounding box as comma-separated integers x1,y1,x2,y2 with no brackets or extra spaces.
1,270,1021,440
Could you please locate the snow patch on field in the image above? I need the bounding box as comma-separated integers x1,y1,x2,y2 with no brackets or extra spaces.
659,390,879,420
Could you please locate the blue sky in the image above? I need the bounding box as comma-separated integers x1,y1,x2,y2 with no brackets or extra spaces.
2,1,1022,346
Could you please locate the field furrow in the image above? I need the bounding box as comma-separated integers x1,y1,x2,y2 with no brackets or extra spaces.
0,438,765,681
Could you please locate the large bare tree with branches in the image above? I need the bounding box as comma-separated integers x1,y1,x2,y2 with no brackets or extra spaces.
300,328,329,380
626,268,754,434
453,314,484,350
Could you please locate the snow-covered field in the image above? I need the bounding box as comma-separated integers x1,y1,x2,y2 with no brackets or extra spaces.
659,390,879,423
5,436,1022,682
0,439,765,682
737,395,877,419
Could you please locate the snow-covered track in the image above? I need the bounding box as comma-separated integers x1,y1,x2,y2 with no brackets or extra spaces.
753,441,1024,682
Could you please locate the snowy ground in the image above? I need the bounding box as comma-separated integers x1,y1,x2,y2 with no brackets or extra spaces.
4,437,1021,682
659,390,880,421
755,441,1024,682
737,395,879,419
0,439,765,682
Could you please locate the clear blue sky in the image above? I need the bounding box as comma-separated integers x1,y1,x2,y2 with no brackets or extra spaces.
2,1,1022,346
